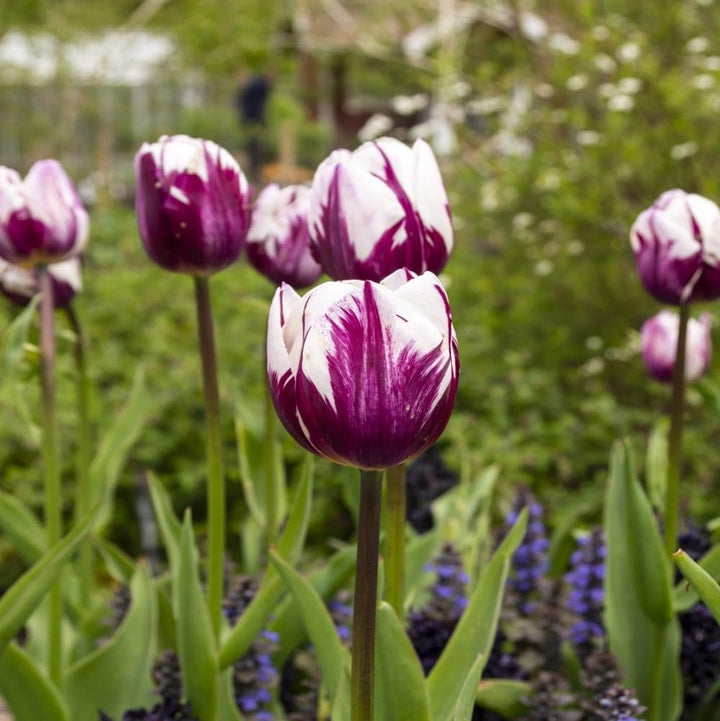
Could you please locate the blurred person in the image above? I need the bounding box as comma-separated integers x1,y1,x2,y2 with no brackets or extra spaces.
236,70,272,181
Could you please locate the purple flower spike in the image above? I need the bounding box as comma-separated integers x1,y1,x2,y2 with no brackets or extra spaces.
246,183,322,288
134,134,252,276
308,137,454,281
641,309,711,384
0,161,88,266
267,268,459,470
630,189,720,304
0,256,82,309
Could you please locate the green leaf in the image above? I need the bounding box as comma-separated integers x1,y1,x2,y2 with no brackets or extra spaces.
604,441,681,720
175,511,218,721
0,489,44,563
673,544,720,611
475,679,530,718
89,368,154,530
218,667,246,721
646,418,669,513
453,654,486,721
375,602,431,721
674,550,720,624
93,537,136,583
269,549,350,703
331,663,352,721
404,529,440,609
428,509,526,721
0,502,98,657
274,454,313,567
271,543,357,666
0,642,69,721
64,564,157,721
4,294,39,376
147,471,183,570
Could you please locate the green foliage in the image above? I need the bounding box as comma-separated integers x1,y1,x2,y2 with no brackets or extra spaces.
674,550,720,625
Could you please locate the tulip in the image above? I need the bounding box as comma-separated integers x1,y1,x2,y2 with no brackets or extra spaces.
630,189,720,305
0,257,82,309
246,183,322,288
134,134,252,275
308,137,454,282
267,268,459,470
641,310,711,384
0,160,88,266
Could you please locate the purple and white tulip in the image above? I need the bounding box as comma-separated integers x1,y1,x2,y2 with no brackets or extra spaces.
308,137,454,282
0,257,82,309
0,161,88,266
134,134,252,276
630,189,720,305
246,183,322,288
267,269,459,470
641,310,711,384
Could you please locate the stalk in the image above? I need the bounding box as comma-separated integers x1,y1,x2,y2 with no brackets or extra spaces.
351,469,383,721
65,304,93,598
384,464,406,617
193,276,225,641
264,374,277,546
664,303,689,558
39,267,62,685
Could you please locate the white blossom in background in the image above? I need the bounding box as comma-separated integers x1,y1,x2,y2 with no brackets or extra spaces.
703,56,720,70
617,77,642,94
391,94,429,116
607,94,635,112
670,142,699,160
357,114,394,142
686,36,710,53
534,83,555,99
518,11,548,42
566,74,589,91
592,25,611,41
593,54,618,73
577,130,601,146
598,83,617,98
548,33,580,55
466,96,507,115
692,74,715,89
534,259,554,277
568,240,585,256
617,42,642,63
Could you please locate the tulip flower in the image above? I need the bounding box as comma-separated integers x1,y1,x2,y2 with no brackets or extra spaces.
0,160,88,266
267,268,459,470
134,134,252,275
246,183,322,288
630,189,720,305
0,257,82,309
641,310,711,384
308,137,454,282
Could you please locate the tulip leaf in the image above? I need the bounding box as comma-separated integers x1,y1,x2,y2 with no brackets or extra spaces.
94,536,136,584
4,294,39,376
0,489,45,563
404,529,440,609
331,663,352,721
453,654,486,721
175,511,219,721
0,501,98,657
673,544,720,612
673,550,720,624
0,642,69,721
604,440,681,720
147,471,183,571
89,368,154,531
64,564,156,721
375,602,431,721
428,508,526,721
475,679,530,718
269,549,350,703
218,667,245,721
273,453,314,568
646,418,669,513
271,543,357,666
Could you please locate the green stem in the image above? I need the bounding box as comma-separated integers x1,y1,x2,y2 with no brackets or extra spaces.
648,625,666,721
39,267,62,685
193,276,225,642
384,464,406,617
664,303,689,558
65,304,93,599
351,469,383,721
264,374,277,546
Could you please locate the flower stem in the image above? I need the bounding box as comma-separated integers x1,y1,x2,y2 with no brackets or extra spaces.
648,626,665,721
384,464,406,617
65,303,93,599
664,303,689,558
39,267,62,685
264,374,277,546
351,469,383,721
193,276,225,642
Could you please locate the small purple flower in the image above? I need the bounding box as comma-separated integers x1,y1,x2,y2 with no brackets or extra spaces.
630,189,720,304
246,183,322,288
308,137,453,281
266,268,459,470
134,134,252,276
0,256,82,309
0,160,88,266
641,310,711,384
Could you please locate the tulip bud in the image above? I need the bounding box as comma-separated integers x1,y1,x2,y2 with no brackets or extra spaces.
267,269,459,470
641,310,711,383
308,137,453,281
246,183,322,288
0,160,88,266
630,189,720,304
134,134,252,276
0,257,82,309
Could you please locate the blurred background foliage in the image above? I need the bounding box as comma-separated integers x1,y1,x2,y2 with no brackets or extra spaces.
2,0,720,586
